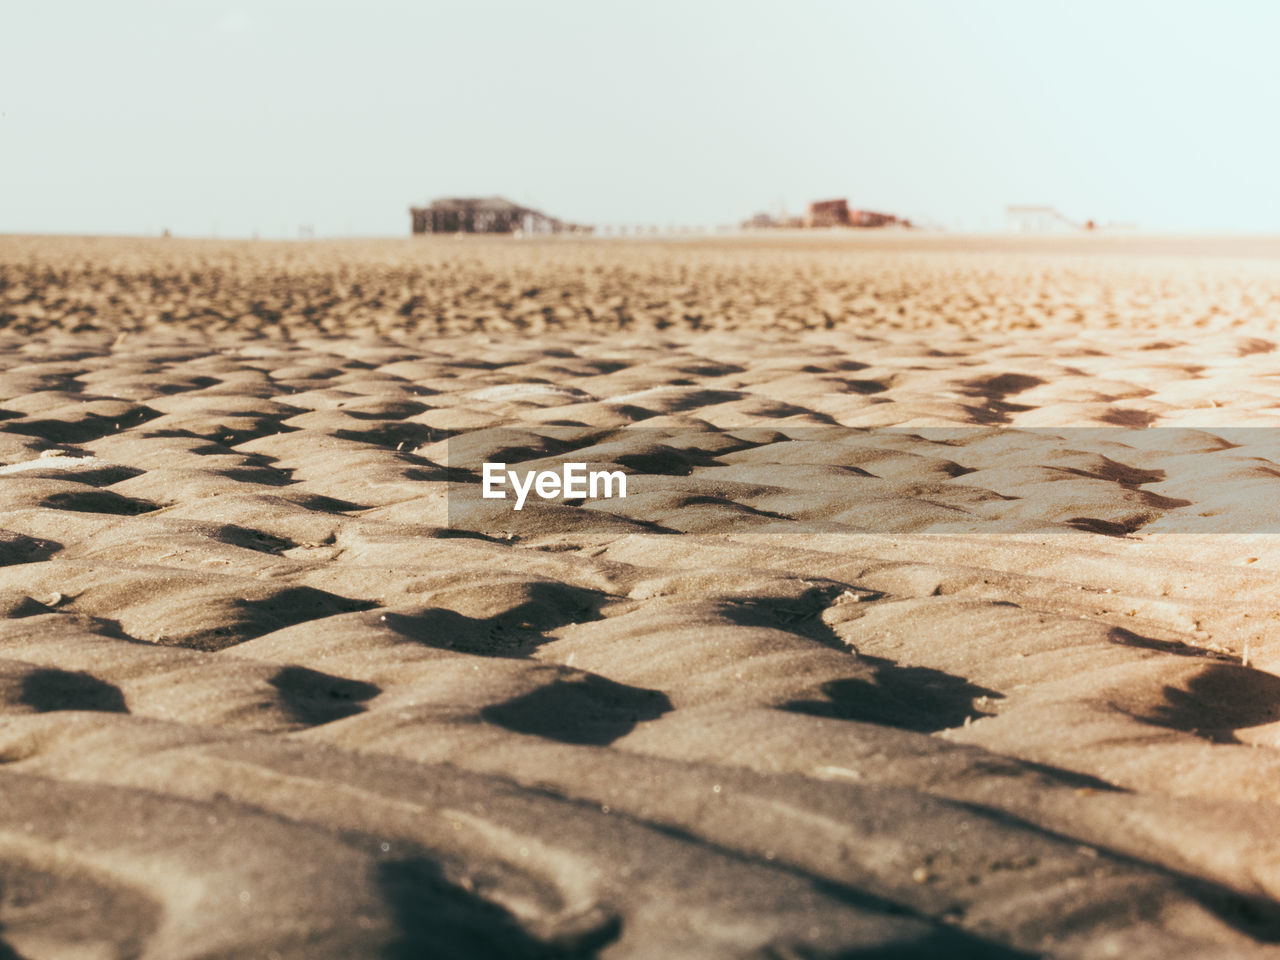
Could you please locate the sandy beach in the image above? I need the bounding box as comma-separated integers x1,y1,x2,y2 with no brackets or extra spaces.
5,232,1280,957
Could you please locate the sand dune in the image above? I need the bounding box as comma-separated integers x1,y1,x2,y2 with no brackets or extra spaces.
4,234,1280,957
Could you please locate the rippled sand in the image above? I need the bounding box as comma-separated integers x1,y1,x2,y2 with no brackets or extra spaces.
4,233,1280,958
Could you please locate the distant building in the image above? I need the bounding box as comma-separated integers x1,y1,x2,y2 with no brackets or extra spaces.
807,198,851,228
803,199,905,229
410,196,591,235
740,211,805,229
850,209,902,228
1006,205,1083,233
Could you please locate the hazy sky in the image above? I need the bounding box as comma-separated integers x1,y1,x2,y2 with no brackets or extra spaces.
6,1,1279,236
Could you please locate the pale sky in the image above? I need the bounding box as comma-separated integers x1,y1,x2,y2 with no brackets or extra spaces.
5,0,1279,237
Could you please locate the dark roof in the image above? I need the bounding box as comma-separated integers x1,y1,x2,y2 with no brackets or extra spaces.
412,196,536,214
408,195,590,232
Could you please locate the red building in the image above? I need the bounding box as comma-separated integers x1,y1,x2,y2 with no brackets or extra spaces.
807,198,851,228
806,199,903,229
850,209,899,228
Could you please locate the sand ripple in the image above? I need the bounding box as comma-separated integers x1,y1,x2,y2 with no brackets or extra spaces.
4,236,1280,957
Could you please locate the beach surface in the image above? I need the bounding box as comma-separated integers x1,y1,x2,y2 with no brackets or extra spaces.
4,233,1280,958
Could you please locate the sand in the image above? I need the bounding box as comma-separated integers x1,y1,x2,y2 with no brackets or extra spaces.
4,233,1280,957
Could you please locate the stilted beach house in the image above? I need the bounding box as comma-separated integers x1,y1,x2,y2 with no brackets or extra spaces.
410,197,591,236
